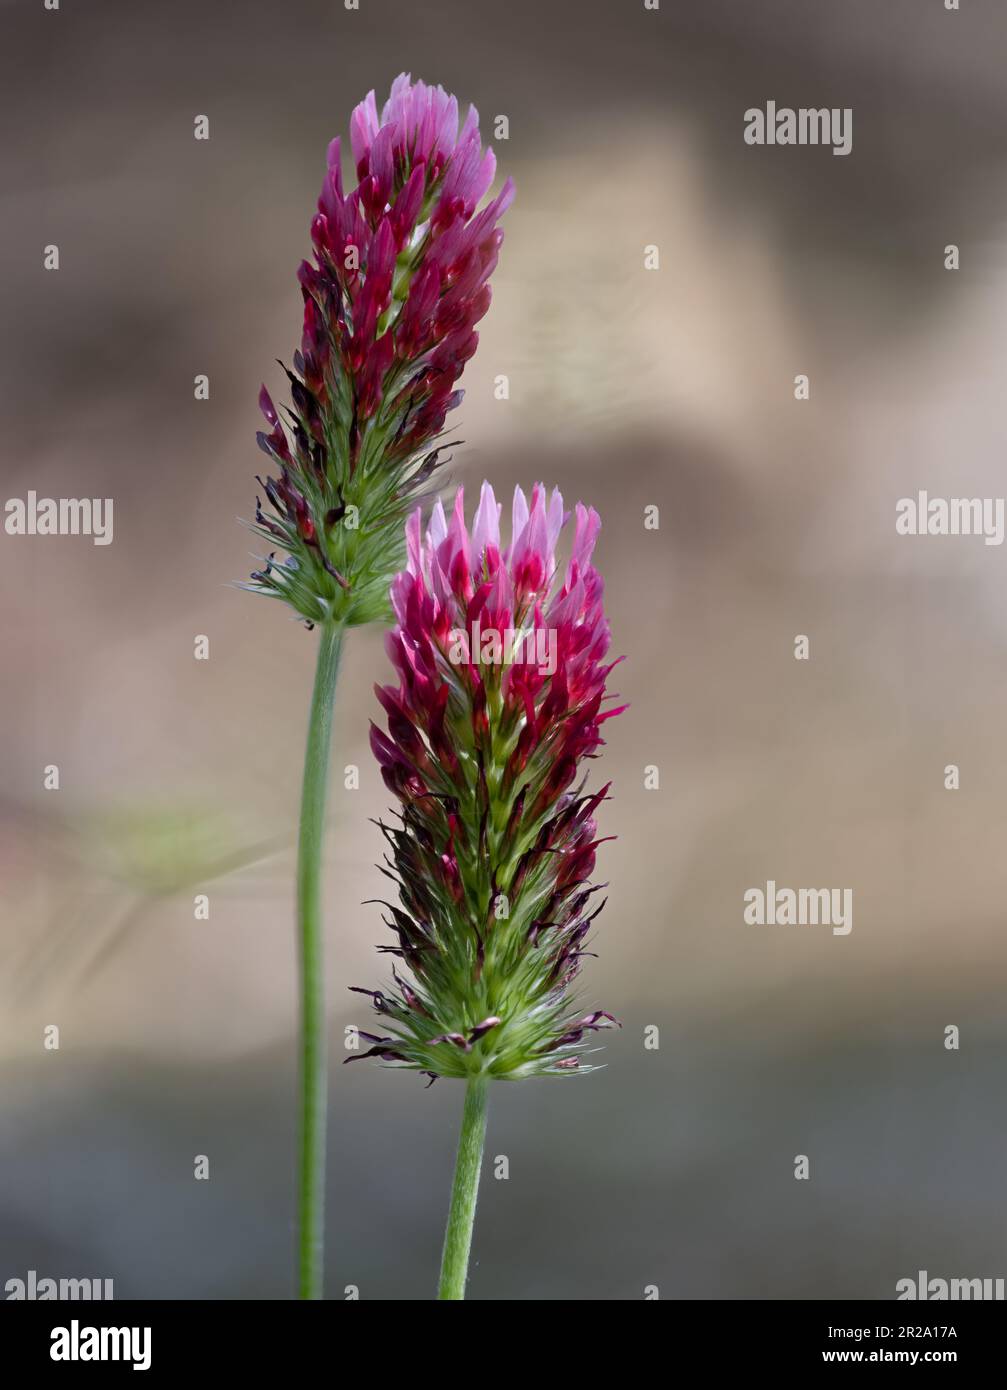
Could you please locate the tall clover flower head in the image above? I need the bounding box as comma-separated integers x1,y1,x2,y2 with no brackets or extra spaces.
352,483,626,1081
248,76,514,627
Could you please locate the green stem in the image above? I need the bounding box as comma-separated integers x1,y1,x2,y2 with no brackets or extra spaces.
437,1076,490,1300
296,619,344,1300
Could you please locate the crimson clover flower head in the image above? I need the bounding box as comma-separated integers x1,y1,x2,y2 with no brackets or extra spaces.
247,76,514,627
351,482,626,1082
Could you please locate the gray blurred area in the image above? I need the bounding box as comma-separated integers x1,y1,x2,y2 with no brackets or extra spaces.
3,0,1007,1299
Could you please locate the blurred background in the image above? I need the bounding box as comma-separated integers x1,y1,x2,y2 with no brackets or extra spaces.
3,0,1007,1299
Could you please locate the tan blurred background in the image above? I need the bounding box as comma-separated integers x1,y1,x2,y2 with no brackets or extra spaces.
3,0,1007,1298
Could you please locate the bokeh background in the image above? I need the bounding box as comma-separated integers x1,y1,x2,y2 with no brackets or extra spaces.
3,0,1007,1299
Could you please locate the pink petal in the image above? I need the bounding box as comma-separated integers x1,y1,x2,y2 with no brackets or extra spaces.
470,481,500,565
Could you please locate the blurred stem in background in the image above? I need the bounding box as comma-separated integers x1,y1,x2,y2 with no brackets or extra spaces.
296,619,344,1300
437,1076,489,1300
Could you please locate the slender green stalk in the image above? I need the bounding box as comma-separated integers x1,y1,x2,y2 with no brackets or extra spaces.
437,1076,490,1300
296,619,344,1300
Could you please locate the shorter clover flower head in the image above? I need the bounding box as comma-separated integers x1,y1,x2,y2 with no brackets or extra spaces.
350,483,626,1081
247,75,514,628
